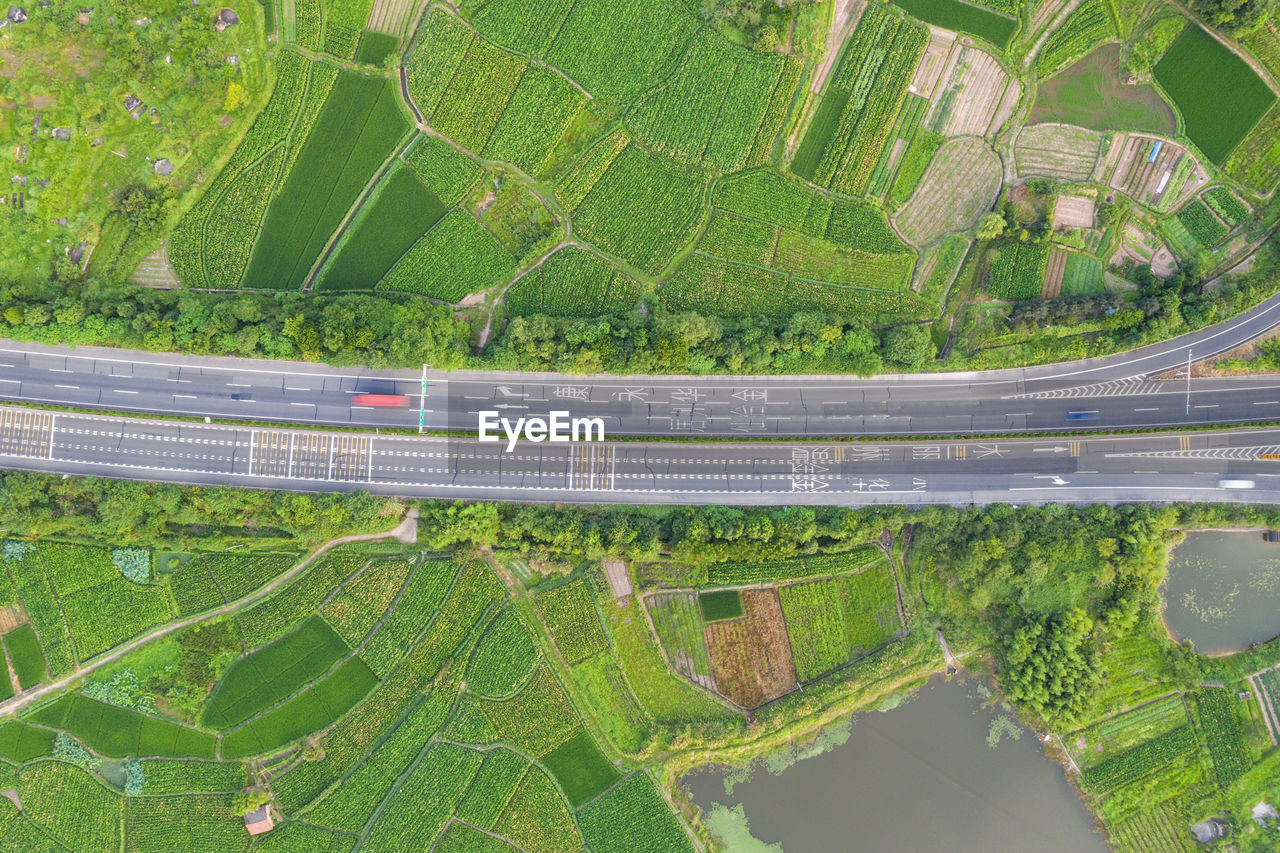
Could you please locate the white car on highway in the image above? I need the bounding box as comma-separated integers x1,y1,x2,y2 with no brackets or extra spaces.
1218,479,1256,489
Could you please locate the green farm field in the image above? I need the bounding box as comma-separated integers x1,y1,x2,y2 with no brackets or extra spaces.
1154,24,1276,164
241,73,409,289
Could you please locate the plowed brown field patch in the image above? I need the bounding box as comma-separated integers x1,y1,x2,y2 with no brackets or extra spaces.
705,589,798,708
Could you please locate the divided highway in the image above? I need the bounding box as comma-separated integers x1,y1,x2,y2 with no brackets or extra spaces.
2,406,1279,504
3,291,1280,437
2,292,1280,504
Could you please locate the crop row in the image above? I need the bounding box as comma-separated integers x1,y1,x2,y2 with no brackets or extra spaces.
431,37,528,153
555,129,631,211
706,546,881,586
1175,199,1228,246
577,772,693,853
320,558,414,646
6,550,74,675
811,6,926,194
700,212,778,266
491,766,582,853
123,794,242,853
826,199,911,254
294,0,322,51
628,32,789,174
1036,0,1116,75
536,580,608,665
405,136,483,205
989,241,1048,301
571,146,708,275
779,580,848,680
171,551,300,616
363,743,485,851
747,57,803,168
359,559,462,677
830,23,929,194
661,253,933,320
236,549,369,647
485,64,587,176
479,666,581,757
465,607,539,697
627,33,738,167
1202,187,1248,226
270,675,423,812
396,560,506,687
306,686,454,831
1196,688,1249,787
406,10,477,118
1081,724,1197,792
453,747,529,829
714,169,832,237
472,0,575,59
19,761,121,852
647,592,714,684
541,0,702,105
504,247,643,318
137,759,246,795
378,209,516,302
773,230,914,290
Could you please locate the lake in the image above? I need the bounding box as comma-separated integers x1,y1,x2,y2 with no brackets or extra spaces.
684,677,1106,852
1162,530,1280,655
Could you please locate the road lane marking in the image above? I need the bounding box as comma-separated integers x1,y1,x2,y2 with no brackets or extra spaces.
54,385,78,390
113,390,138,395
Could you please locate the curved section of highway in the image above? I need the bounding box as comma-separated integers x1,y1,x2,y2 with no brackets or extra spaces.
1,406,1278,505
3,293,1280,437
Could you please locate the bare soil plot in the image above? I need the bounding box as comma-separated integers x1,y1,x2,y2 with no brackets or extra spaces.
931,46,1016,138
909,31,955,100
894,136,1002,246
1053,194,1095,229
1015,123,1102,180
602,559,632,599
128,242,180,288
1042,247,1068,297
1108,135,1202,208
1114,222,1177,277
988,76,1021,136
367,0,422,37
705,589,797,708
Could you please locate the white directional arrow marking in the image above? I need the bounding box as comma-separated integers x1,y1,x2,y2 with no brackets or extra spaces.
495,385,519,398
1033,446,1069,453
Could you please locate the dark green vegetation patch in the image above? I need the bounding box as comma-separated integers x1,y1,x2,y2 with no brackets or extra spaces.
242,73,409,289
698,590,744,622
203,616,349,729
3,625,44,689
892,0,1018,47
466,608,539,698
221,657,380,758
0,722,54,763
317,167,447,292
1153,24,1276,164
356,30,399,65
541,730,623,807
34,694,215,758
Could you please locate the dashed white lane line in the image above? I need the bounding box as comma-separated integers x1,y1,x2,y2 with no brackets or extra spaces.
114,390,138,395
54,385,79,390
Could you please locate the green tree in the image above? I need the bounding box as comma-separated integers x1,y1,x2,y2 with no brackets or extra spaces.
1000,609,1102,722
976,212,1006,240
879,324,937,369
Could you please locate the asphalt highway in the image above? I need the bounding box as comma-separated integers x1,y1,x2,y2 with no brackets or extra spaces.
2,289,1280,438
4,406,1280,505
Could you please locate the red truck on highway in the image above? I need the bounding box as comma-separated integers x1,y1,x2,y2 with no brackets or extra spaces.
351,393,410,407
